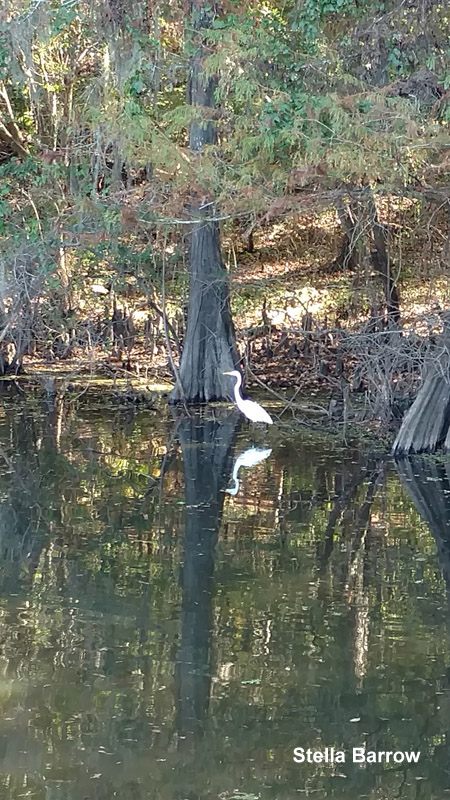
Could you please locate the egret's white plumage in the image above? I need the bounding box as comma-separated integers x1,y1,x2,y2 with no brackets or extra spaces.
223,370,273,424
226,446,272,495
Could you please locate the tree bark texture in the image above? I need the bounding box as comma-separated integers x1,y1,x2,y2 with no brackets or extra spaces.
367,192,400,324
169,1,239,404
171,217,239,403
393,314,450,456
392,373,450,456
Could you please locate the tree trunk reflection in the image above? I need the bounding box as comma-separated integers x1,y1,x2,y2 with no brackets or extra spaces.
396,457,450,591
176,410,240,747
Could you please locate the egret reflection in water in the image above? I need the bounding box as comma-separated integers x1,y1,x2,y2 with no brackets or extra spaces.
226,446,273,496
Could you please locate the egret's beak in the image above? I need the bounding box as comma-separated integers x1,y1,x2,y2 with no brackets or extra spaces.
222,371,233,375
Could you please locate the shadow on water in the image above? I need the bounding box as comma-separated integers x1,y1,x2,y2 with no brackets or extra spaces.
0,397,450,797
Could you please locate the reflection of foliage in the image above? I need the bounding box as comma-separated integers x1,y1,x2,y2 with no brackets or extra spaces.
0,403,448,799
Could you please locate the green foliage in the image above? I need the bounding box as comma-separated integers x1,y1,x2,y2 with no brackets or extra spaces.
1,0,448,226
0,0,448,376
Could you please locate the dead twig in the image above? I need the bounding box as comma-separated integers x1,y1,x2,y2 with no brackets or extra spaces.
245,365,328,417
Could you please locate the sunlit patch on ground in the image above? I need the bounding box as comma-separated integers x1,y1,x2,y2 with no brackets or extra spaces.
10,198,450,408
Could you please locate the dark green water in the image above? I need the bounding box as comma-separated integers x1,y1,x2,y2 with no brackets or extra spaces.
0,397,449,799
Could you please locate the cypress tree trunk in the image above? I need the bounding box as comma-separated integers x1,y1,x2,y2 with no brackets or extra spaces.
367,190,400,325
392,313,450,456
169,1,239,404
392,372,450,456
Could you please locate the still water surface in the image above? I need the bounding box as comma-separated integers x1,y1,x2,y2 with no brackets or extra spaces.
0,399,449,799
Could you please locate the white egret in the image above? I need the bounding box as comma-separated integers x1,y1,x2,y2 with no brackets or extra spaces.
223,370,273,424
226,446,272,496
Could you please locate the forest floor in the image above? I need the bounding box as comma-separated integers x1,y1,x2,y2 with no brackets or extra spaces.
8,200,450,439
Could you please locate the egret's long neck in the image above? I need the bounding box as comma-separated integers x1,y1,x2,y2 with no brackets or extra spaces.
233,372,243,403
227,477,239,496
